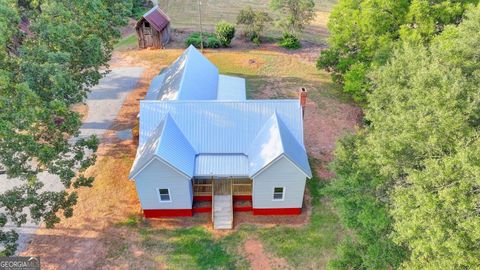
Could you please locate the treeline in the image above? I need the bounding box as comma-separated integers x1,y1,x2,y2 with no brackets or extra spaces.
320,2,480,269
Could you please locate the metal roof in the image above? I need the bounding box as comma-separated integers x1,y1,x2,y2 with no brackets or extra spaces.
141,5,170,32
145,45,219,101
129,113,197,179
139,100,304,152
194,154,249,177
144,46,247,101
144,73,166,100
217,75,246,100
133,100,311,179
248,112,312,178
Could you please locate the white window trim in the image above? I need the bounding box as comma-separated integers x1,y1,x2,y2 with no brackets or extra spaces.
272,186,285,201
157,188,172,203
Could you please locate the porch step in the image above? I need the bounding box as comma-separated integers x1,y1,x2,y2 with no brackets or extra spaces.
213,195,233,229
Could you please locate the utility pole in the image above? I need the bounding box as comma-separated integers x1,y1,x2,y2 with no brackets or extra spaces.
198,0,204,52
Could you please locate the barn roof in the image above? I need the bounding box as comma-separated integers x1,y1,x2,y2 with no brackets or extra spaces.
130,100,311,179
138,5,170,32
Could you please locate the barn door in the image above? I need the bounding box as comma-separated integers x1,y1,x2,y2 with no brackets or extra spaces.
143,22,153,47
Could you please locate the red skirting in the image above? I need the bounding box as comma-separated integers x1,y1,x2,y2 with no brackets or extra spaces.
193,196,212,202
143,209,193,218
193,207,212,213
233,195,252,201
253,208,302,215
234,206,252,212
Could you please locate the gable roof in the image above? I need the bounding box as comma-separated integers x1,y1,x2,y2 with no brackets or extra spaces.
129,113,196,179
131,100,312,179
138,5,170,32
144,45,219,101
247,112,312,178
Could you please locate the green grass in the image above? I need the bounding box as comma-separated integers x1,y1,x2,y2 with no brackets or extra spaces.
257,160,343,268
115,34,137,50
135,226,249,270
115,158,343,269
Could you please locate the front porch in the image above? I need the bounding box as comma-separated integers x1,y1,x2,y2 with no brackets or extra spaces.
193,178,252,229
192,178,253,212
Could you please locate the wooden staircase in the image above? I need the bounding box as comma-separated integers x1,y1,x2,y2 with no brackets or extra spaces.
212,179,233,229
213,195,233,229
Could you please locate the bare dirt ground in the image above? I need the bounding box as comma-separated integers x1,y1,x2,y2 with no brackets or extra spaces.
244,239,291,270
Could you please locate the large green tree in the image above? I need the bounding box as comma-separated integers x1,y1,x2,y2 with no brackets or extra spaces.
0,0,131,255
317,0,478,102
327,5,480,269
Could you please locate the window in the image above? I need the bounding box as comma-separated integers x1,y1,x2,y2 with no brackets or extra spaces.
144,21,150,28
158,188,171,202
273,187,285,201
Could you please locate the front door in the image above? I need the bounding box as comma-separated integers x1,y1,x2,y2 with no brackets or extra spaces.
214,179,232,196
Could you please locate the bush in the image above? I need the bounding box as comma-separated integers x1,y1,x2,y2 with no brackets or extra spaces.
278,33,301,49
237,6,271,44
215,21,235,47
184,32,221,49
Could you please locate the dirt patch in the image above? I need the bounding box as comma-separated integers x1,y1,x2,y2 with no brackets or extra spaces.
304,99,363,178
244,239,291,270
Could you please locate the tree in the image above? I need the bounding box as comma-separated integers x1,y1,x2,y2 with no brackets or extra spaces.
215,21,235,47
317,0,478,103
269,0,315,36
0,0,131,255
236,6,271,43
328,5,480,268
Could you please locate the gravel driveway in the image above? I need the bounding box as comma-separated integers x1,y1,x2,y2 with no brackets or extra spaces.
0,67,145,254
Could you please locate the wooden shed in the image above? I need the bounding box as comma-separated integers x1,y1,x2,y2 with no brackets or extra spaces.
136,5,171,49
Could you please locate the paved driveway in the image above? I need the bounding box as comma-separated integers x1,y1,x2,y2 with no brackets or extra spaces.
0,67,145,253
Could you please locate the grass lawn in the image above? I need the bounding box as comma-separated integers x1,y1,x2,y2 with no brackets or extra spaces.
114,34,137,50
110,165,341,270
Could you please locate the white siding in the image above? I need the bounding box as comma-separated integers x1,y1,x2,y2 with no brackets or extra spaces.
252,156,306,209
134,158,193,210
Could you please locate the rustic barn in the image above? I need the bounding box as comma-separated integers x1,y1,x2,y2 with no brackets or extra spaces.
135,5,171,49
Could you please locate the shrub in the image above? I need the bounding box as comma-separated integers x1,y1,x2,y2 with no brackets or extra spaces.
237,6,271,44
215,21,235,47
184,32,221,49
278,33,301,49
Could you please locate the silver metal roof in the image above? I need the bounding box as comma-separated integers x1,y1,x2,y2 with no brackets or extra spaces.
129,113,197,179
247,112,312,178
194,154,249,177
144,45,219,101
217,75,246,100
131,100,312,179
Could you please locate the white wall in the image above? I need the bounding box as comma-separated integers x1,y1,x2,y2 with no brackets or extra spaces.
252,156,306,209
134,158,193,210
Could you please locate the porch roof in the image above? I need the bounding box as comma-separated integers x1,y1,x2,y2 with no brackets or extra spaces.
194,154,249,178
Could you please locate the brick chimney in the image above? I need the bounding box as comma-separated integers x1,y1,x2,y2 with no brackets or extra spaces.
299,87,307,118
